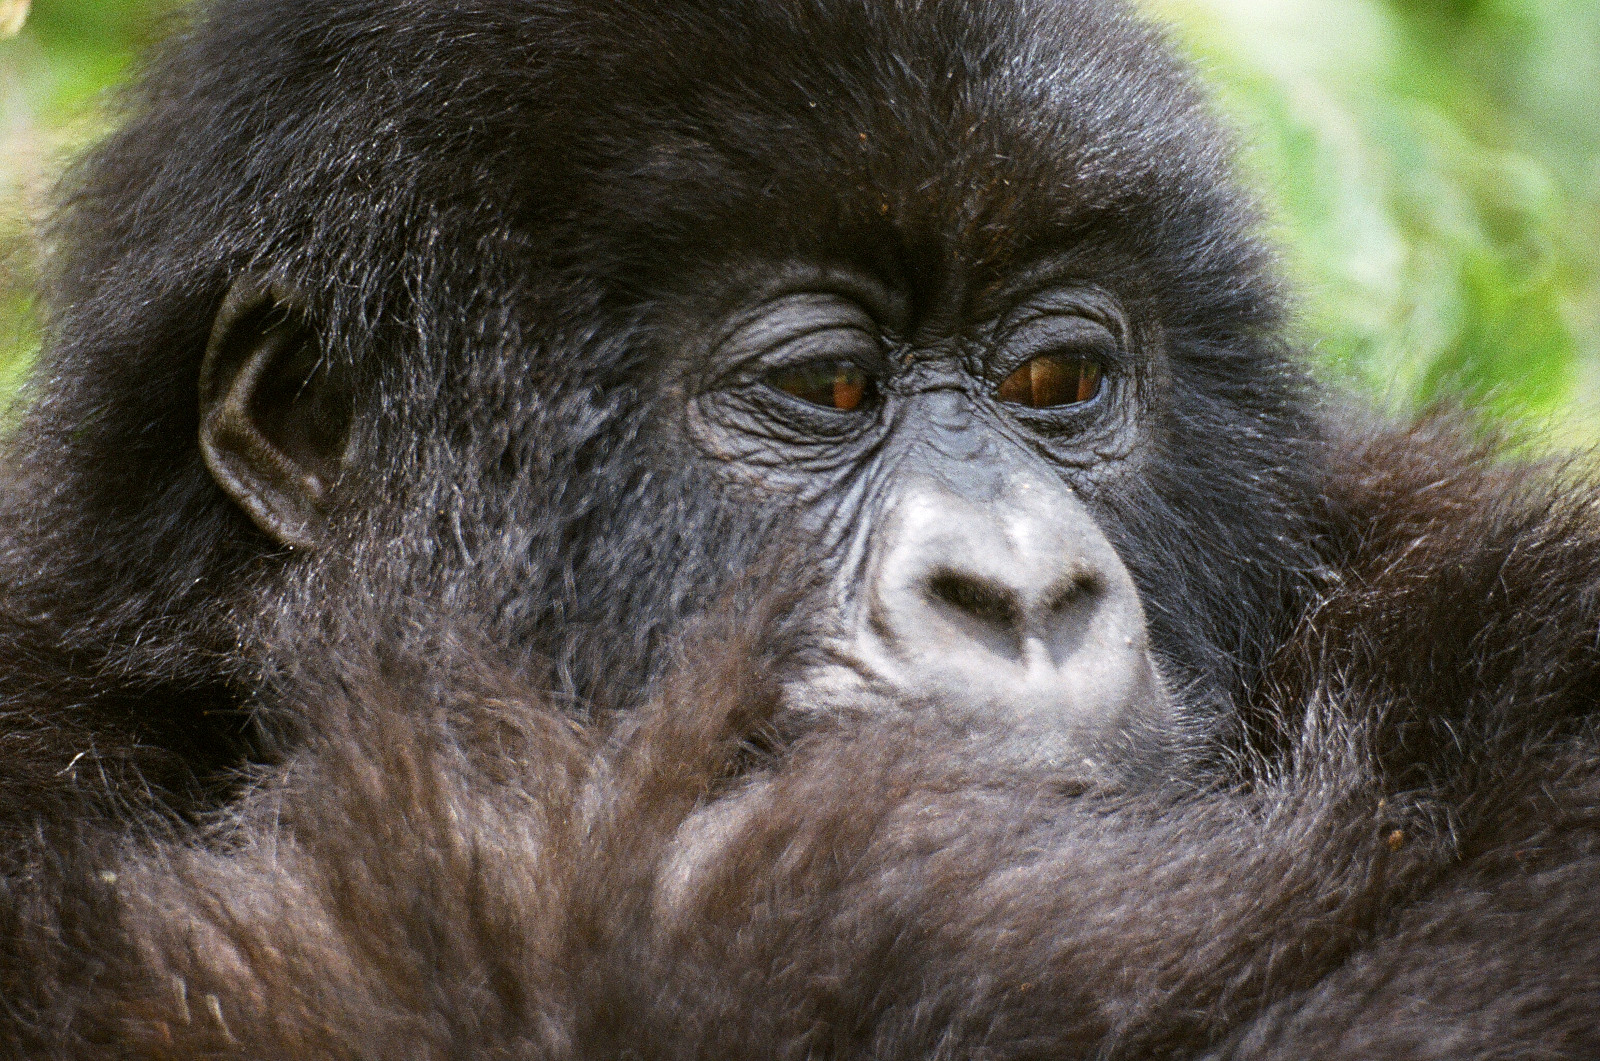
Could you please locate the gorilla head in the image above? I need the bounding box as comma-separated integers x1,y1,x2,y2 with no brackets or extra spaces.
2,0,1317,821
10,3,1600,1057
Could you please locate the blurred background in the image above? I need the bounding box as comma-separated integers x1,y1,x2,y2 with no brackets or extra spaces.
2,0,1598,441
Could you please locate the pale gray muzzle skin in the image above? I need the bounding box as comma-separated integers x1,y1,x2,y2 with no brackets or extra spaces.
805,473,1174,772
658,477,1175,914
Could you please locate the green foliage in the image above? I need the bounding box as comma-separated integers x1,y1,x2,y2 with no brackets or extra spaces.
1156,0,1600,443
2,0,1598,439
0,0,180,398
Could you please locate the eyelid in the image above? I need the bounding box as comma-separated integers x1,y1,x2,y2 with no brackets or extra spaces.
991,310,1123,374
721,293,879,357
762,324,881,366
746,316,887,409
1006,311,1116,347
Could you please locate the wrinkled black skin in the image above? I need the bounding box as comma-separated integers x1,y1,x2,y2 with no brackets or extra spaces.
0,0,1322,845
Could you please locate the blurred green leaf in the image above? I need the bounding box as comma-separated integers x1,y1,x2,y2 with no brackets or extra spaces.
2,0,180,396
1153,0,1600,444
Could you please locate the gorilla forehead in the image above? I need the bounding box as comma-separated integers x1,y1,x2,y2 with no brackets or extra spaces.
193,0,1268,316
93,0,1281,362
525,0,1266,303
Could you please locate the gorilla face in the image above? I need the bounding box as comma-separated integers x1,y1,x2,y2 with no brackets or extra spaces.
676,268,1171,762
154,0,1319,779
204,267,1172,766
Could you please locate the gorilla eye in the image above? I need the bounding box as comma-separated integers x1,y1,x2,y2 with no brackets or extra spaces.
996,355,1103,409
766,360,873,412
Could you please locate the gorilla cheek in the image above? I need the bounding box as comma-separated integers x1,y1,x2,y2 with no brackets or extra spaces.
837,473,1173,766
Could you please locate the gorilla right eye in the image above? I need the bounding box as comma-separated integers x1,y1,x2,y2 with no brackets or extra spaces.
765,360,873,412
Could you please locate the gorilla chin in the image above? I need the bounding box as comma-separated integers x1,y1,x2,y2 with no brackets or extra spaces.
1,0,1598,1056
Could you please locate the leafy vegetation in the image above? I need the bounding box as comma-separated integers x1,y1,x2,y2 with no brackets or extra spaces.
2,0,1597,438
1158,0,1600,443
1,0,181,399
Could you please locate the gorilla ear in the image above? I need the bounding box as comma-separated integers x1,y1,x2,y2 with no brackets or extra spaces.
199,276,353,549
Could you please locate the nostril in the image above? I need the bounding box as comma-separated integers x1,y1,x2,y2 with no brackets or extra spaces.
926,569,1023,635
1043,573,1102,616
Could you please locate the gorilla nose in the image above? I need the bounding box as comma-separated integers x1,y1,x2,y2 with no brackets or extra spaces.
920,563,1094,664
856,480,1169,756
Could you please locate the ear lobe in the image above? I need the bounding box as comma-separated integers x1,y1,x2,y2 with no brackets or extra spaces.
199,276,353,549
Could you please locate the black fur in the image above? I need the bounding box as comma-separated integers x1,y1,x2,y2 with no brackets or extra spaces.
1,0,1597,1056
0,0,1313,837
5,420,1600,1058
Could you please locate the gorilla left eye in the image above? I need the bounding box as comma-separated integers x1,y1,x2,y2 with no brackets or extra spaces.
766,360,874,412
997,355,1103,409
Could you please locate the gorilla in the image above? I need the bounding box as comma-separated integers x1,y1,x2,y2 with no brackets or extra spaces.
1,0,1597,1056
